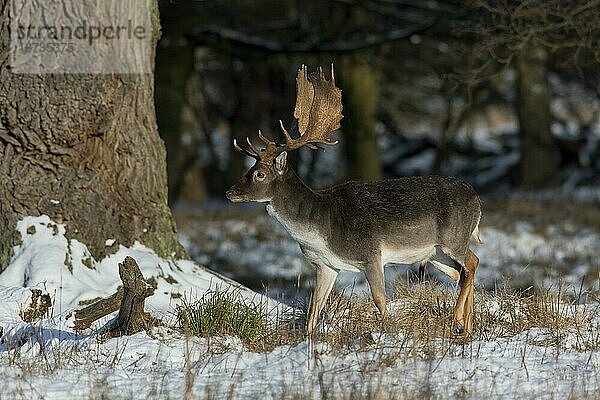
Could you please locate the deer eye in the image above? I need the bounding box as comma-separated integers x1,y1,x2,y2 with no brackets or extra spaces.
255,171,266,181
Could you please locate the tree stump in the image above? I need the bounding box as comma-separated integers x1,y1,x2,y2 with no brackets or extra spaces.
73,256,158,338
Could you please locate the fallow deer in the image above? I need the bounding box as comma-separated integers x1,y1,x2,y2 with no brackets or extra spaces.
226,65,482,336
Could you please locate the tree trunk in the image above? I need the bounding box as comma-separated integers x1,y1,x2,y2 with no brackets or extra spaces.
341,55,382,182
0,0,185,270
516,47,560,189
155,0,199,204
431,97,455,175
155,42,195,204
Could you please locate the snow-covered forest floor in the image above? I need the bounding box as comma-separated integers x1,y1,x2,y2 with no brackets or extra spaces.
0,187,599,399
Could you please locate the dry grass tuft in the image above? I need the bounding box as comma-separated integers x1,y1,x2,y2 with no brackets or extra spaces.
176,279,598,355
477,289,574,335
475,288,600,350
19,288,52,323
314,282,454,349
308,280,599,353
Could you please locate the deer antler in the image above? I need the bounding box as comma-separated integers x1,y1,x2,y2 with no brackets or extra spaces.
233,130,278,161
283,64,342,152
233,64,342,163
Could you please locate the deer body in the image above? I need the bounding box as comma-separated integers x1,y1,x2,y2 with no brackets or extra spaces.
268,171,480,268
227,65,482,336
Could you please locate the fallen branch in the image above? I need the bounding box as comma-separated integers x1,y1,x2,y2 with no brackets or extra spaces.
73,288,124,331
73,256,159,338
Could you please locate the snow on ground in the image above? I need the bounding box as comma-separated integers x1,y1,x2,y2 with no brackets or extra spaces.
1,201,599,399
0,215,280,345
0,313,598,399
0,215,275,318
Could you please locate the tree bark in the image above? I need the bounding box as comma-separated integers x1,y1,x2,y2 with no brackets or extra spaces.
517,47,560,189
341,55,382,182
0,0,185,269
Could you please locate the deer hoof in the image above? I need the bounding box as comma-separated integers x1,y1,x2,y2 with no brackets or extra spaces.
453,326,465,335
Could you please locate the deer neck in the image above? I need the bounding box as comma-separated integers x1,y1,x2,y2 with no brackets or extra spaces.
267,169,328,240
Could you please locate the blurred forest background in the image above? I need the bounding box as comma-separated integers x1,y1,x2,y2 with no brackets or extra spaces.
154,0,600,204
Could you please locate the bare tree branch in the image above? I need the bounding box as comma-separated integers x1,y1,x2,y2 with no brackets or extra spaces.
189,21,435,54
334,0,433,24
381,0,463,15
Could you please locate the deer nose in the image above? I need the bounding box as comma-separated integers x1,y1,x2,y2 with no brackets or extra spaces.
225,189,237,200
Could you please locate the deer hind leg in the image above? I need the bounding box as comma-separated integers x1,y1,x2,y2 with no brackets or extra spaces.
306,263,338,337
464,249,479,333
453,249,479,335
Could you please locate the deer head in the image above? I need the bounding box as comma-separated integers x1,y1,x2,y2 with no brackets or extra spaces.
226,64,343,203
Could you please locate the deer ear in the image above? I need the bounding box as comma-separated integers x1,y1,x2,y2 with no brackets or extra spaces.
274,151,287,175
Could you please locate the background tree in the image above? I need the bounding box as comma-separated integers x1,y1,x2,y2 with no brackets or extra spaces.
458,0,600,188
0,0,185,269
341,54,382,181
516,47,559,188
155,2,196,203
153,1,600,201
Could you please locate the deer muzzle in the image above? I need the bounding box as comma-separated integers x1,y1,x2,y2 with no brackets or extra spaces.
225,186,243,202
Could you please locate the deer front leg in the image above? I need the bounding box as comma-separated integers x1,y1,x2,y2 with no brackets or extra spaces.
418,260,427,281
453,249,479,335
364,259,386,317
306,263,338,337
